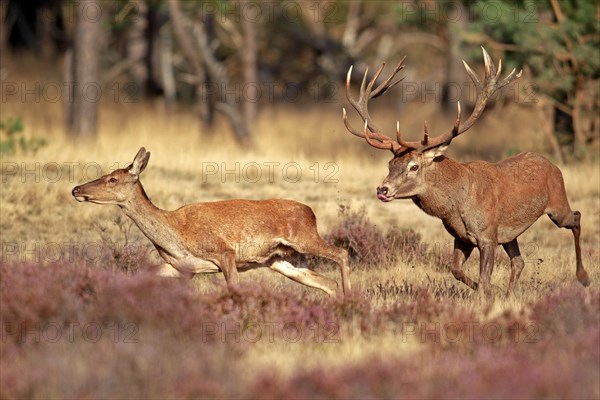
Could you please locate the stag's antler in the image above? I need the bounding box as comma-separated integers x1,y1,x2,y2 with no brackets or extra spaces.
342,58,409,153
419,47,522,151
343,47,523,154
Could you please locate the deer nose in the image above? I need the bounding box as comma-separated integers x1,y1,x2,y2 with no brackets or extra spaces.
377,186,388,196
72,186,81,197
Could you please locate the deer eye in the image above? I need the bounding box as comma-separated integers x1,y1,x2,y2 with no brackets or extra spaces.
108,177,118,184
409,164,419,172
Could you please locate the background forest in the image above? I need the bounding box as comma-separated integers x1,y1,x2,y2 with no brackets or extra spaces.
1,0,598,160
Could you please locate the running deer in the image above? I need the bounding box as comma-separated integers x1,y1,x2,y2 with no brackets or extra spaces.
342,47,590,295
72,148,350,297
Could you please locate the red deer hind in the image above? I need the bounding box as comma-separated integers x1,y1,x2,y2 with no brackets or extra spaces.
343,47,590,296
72,148,350,297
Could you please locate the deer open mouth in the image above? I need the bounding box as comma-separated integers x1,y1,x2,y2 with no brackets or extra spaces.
377,193,392,202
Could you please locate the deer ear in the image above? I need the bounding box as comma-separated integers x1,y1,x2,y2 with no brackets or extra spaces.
422,144,449,164
129,147,151,175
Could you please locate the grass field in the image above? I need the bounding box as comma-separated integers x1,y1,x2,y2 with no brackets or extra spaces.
1,57,599,398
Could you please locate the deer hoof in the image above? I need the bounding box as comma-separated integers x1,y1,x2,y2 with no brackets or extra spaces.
577,270,591,287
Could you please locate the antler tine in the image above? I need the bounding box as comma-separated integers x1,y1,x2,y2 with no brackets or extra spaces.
419,48,521,152
452,101,462,135
422,121,429,145
342,107,364,138
345,65,354,96
495,58,503,80
482,46,496,81
497,67,523,91
462,60,481,90
359,67,369,100
372,57,406,99
366,63,386,96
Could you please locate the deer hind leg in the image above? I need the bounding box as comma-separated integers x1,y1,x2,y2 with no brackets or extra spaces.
269,259,338,297
289,238,351,296
219,250,241,288
502,239,525,296
451,238,478,290
548,209,591,287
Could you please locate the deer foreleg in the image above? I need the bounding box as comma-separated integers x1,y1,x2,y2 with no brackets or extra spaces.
451,239,478,290
502,239,525,296
478,243,496,295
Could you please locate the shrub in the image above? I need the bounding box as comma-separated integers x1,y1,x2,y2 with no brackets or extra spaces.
0,116,47,155
94,216,154,274
324,204,385,267
324,204,425,268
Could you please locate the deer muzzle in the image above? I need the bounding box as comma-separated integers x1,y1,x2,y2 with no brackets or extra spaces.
72,186,88,202
376,186,392,202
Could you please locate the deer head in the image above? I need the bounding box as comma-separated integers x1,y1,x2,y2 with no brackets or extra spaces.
343,47,522,202
72,148,151,205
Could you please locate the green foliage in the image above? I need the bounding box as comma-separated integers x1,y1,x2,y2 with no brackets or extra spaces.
462,0,599,84
0,117,47,156
521,1,598,94
0,116,23,135
406,0,599,156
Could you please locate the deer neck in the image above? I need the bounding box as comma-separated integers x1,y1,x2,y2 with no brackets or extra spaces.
413,157,470,221
119,182,181,253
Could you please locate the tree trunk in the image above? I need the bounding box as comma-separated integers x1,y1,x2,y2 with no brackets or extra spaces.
168,0,250,144
37,6,54,58
67,0,102,138
167,0,211,124
538,97,564,164
0,1,8,61
572,75,588,159
159,22,176,106
200,13,216,126
240,0,258,126
441,1,467,112
126,0,148,99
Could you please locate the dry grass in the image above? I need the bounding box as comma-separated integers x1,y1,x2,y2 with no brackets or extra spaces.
1,54,599,398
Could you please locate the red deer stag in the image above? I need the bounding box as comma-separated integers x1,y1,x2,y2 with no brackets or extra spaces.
72,148,350,297
342,48,590,296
